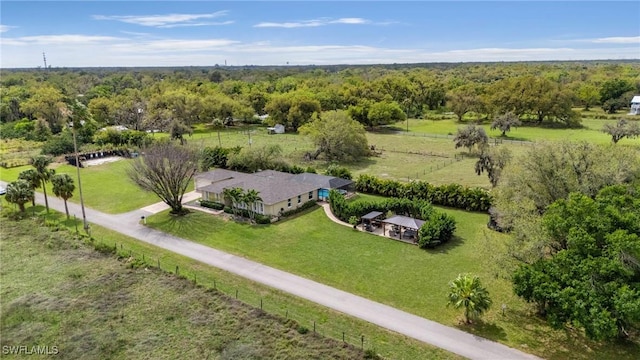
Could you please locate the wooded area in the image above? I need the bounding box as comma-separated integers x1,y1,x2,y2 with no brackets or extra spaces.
2,61,639,152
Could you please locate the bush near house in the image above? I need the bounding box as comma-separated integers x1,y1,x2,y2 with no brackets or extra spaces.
355,174,492,212
200,200,225,210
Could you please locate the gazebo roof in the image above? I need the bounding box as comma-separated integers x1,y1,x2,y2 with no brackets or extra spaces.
361,211,384,220
383,215,425,230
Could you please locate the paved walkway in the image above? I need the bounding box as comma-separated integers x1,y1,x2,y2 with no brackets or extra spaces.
8,187,538,360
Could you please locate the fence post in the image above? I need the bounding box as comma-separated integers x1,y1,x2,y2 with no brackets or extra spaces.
285,309,288,319
260,298,263,310
342,332,345,343
175,265,179,275
313,321,316,333
194,273,197,284
235,289,238,299
142,254,145,262
361,335,364,350
213,279,216,289
157,259,160,269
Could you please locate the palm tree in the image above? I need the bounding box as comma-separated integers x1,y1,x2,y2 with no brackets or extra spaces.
18,169,41,207
30,155,55,213
242,189,262,223
6,180,35,212
447,274,492,324
223,187,243,219
51,173,75,219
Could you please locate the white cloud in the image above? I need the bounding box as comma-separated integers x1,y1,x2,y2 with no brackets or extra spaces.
2,31,639,68
158,21,235,29
92,11,230,28
1,34,123,46
590,36,640,44
0,25,16,33
254,17,371,28
110,39,240,53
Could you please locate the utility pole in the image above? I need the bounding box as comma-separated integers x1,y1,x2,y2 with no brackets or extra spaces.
42,52,48,70
70,122,89,233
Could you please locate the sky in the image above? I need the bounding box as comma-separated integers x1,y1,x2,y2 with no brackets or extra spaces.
1,1,639,68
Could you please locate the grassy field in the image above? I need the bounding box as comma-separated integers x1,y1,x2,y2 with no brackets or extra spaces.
0,160,170,214
144,199,640,360
0,217,373,359
0,206,459,360
403,111,640,145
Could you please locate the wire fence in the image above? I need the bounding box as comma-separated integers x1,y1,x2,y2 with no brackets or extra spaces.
53,219,382,356
391,130,535,146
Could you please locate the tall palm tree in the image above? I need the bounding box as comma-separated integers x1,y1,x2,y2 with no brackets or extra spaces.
31,155,55,213
51,173,75,219
242,189,262,223
18,169,41,207
6,180,34,213
447,274,492,324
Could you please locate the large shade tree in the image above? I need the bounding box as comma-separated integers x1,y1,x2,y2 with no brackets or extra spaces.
299,110,369,161
492,141,640,265
447,274,492,324
128,141,197,215
51,173,75,219
513,186,640,340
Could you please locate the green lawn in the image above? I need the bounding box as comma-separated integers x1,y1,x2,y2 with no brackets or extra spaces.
1,205,458,360
145,202,640,360
402,115,640,145
0,159,165,213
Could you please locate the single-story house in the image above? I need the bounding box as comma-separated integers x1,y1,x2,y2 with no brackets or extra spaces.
630,95,640,115
195,169,353,217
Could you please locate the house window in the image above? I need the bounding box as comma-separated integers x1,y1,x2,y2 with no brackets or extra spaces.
255,202,264,214
308,191,313,199
287,199,291,208
297,195,301,203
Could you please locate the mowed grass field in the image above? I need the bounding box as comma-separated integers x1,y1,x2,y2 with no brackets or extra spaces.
145,199,640,360
404,111,640,145
0,217,371,360
0,207,459,360
0,160,179,214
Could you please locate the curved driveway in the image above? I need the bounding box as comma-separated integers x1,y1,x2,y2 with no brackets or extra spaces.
8,185,539,360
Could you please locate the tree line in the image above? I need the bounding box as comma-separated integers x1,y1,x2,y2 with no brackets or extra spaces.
2,62,639,150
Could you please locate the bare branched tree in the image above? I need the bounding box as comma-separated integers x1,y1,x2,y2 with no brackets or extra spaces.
128,141,197,215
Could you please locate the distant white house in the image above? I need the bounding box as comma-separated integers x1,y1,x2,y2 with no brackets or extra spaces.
267,124,285,134
630,95,640,115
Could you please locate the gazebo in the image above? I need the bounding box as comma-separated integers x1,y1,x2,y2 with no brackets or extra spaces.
361,211,384,231
382,215,425,242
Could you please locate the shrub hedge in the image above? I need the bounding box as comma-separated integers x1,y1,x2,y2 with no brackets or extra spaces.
355,174,492,212
328,190,456,249
199,200,225,210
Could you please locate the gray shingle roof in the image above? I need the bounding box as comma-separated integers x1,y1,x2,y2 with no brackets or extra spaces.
290,173,353,189
196,169,318,205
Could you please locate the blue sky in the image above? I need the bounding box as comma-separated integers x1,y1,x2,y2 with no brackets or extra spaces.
1,1,639,68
